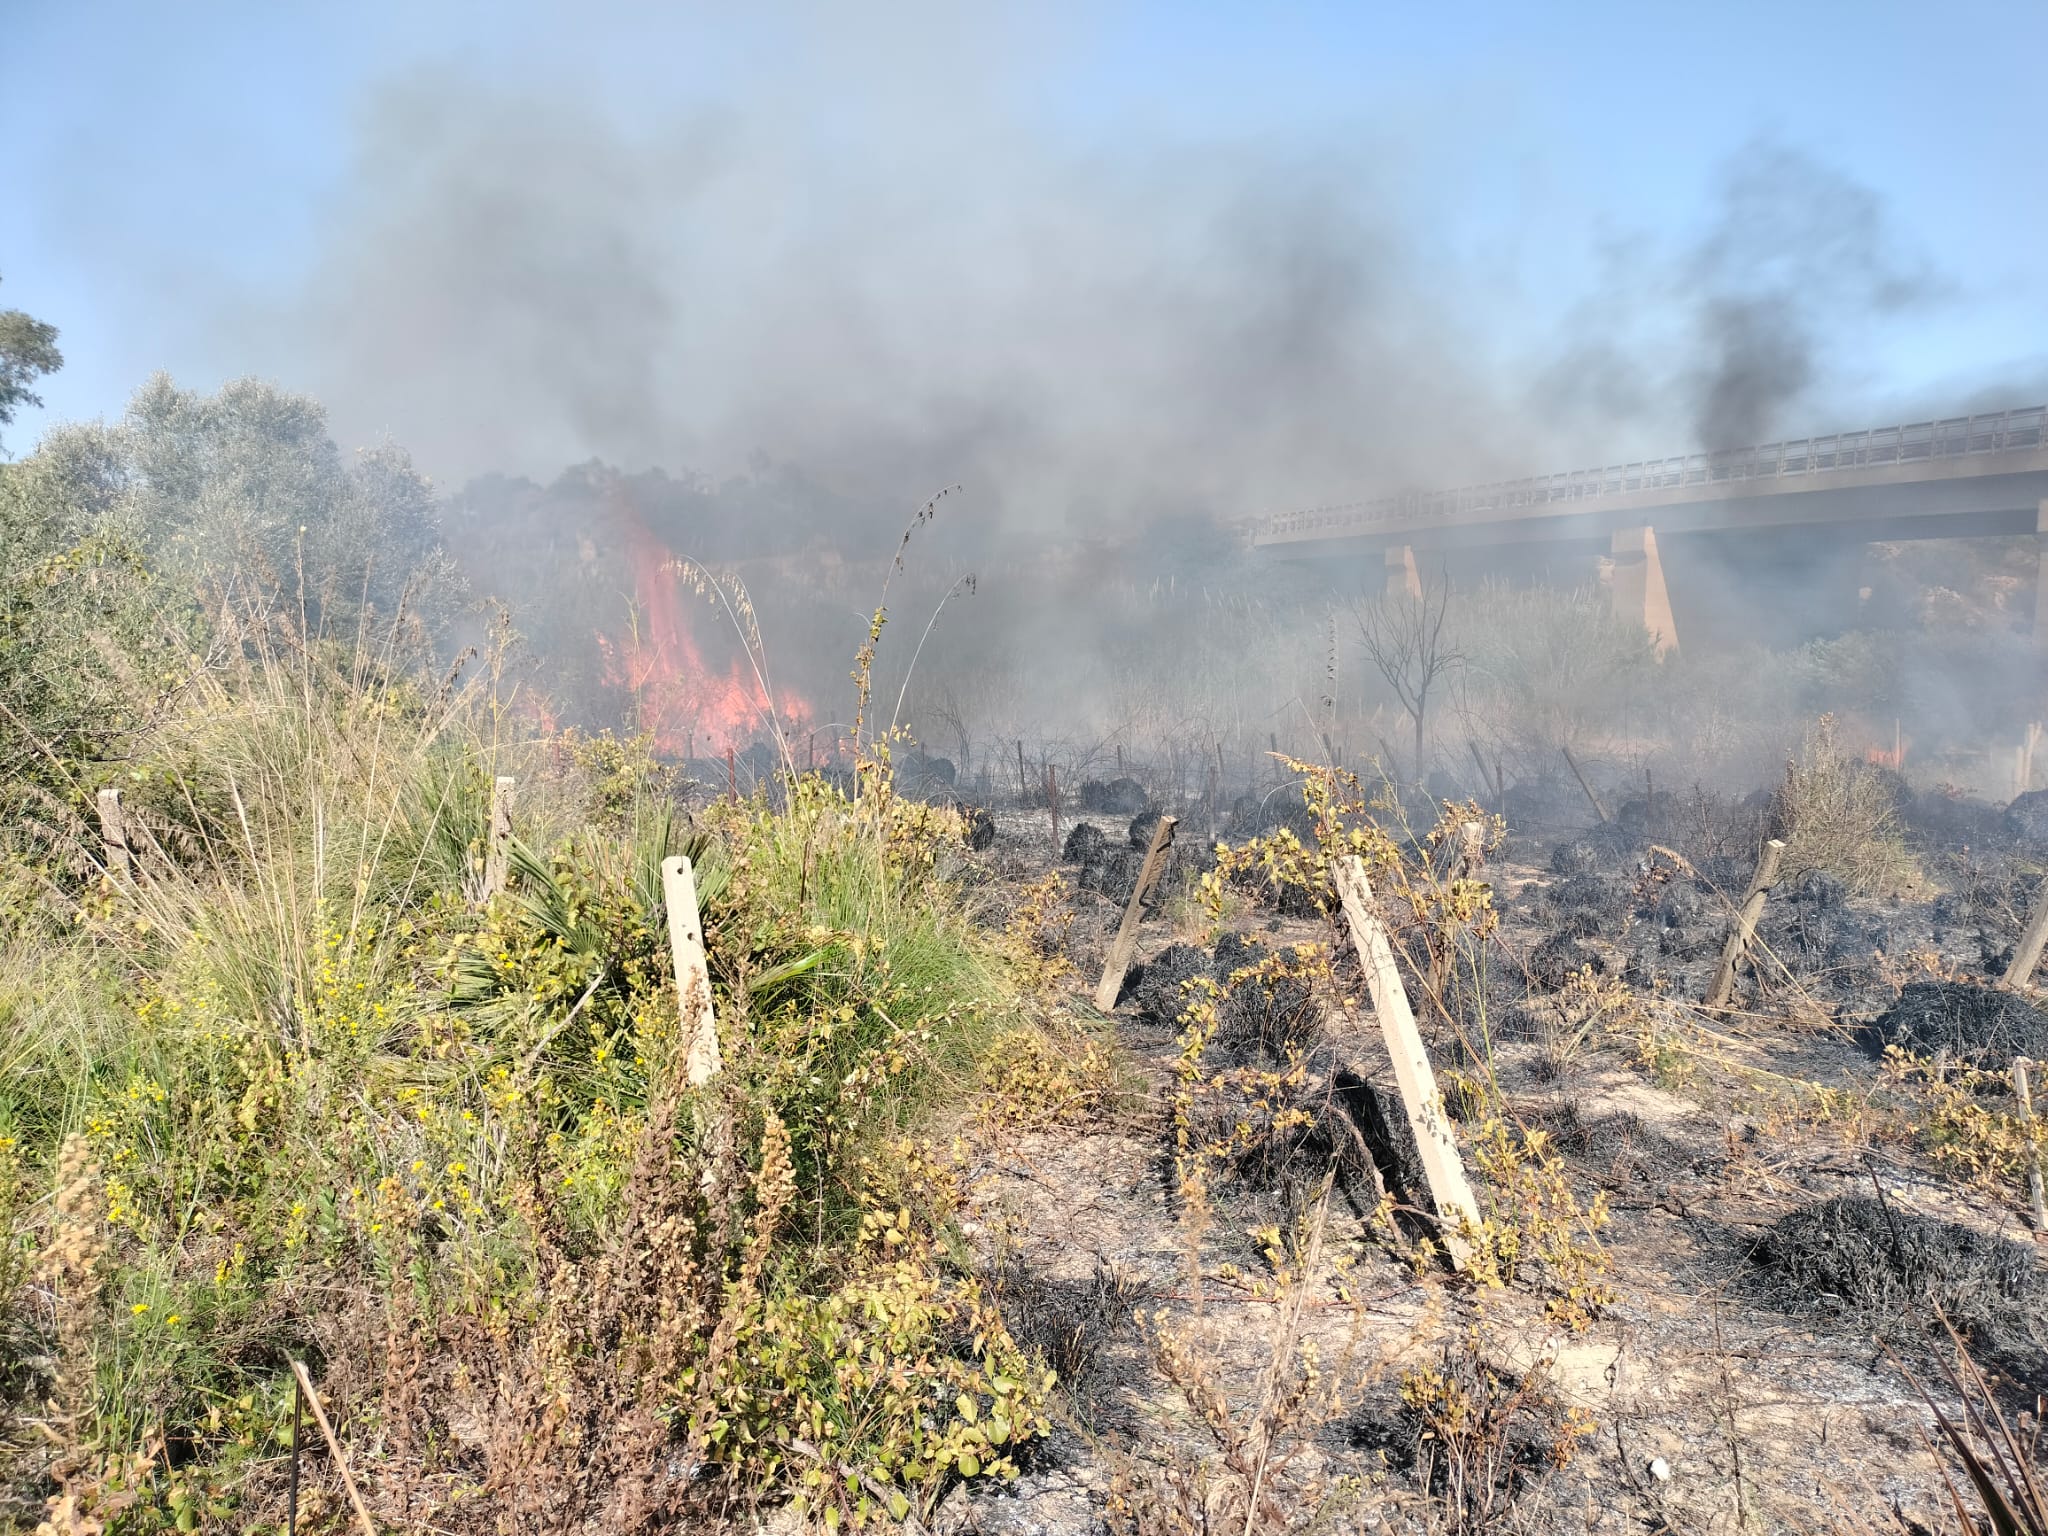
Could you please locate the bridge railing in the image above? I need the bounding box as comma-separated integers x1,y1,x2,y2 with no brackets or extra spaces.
1258,404,2048,540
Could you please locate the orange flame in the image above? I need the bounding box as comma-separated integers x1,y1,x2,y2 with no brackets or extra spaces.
1861,716,1906,771
596,499,810,757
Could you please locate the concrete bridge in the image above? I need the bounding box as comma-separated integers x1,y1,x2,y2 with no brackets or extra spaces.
1254,407,2048,652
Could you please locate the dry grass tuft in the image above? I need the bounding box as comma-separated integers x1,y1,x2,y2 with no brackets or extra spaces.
1775,714,1919,896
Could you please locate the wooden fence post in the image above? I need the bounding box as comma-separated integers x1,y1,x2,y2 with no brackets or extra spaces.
2004,883,2048,992
1465,740,1492,804
1457,820,1486,879
663,855,721,1086
1332,856,1478,1268
2014,1058,2047,1231
1560,745,1610,824
1094,816,1179,1011
1704,838,1786,1012
288,1362,380,1536
96,787,132,880
482,775,515,899
1046,763,1061,856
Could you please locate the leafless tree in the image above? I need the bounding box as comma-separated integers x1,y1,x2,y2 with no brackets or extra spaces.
1352,570,1462,786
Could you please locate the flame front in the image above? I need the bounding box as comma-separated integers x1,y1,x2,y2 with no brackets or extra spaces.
597,503,811,757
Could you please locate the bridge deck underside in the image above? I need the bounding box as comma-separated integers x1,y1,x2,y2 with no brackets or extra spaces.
1256,459,2048,560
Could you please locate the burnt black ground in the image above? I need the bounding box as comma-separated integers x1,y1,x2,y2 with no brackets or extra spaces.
953,785,2048,1536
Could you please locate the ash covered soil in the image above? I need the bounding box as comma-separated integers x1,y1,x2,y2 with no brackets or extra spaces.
898,777,2048,1536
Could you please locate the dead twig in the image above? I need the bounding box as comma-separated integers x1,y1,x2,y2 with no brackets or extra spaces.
289,1360,380,1536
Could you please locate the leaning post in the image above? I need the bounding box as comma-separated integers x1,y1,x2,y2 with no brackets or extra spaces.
1093,815,1179,1011
1560,745,1610,824
1332,856,1478,1269
1704,838,1787,1012
1465,740,1492,805
2003,883,2048,992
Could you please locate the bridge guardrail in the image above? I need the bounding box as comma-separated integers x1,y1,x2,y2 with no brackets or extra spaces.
1258,405,2048,540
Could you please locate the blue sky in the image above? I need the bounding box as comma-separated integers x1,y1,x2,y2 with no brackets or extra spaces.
5,0,2047,490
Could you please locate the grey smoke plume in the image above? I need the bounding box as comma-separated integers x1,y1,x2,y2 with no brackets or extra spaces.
1691,293,1816,452
211,43,1950,552
227,63,1550,539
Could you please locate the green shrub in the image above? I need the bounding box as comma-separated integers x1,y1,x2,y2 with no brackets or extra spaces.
0,628,1052,1532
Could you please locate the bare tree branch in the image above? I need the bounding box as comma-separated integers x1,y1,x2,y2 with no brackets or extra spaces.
1351,568,1462,786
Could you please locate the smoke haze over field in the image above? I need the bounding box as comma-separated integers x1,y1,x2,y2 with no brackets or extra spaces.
10,4,2048,801
245,76,1524,537
190,21,1954,544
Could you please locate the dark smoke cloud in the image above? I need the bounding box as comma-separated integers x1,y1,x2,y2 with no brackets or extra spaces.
1691,293,1816,451
1529,140,1943,457
1686,141,1939,449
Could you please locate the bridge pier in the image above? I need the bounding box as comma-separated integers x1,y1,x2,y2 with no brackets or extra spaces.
1385,544,1421,601
2037,500,2048,649
1609,525,1678,656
